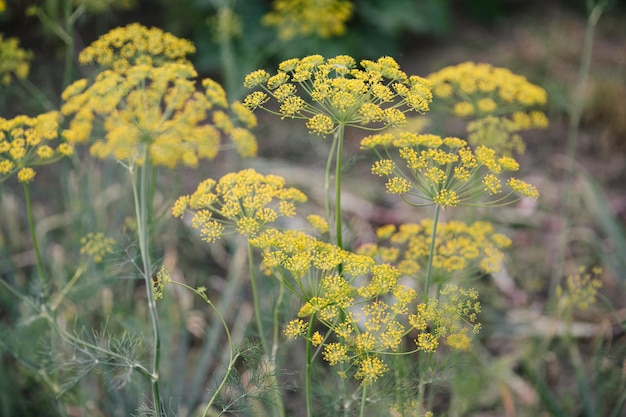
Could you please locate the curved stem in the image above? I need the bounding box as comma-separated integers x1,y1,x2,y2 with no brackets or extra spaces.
424,205,441,300
130,154,164,417
23,182,47,300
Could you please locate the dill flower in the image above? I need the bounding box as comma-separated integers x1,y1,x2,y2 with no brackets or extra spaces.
80,232,116,263
243,55,432,136
173,169,307,243
78,23,196,70
361,219,512,276
0,34,33,85
556,266,603,312
263,0,354,40
408,284,481,352
427,61,547,118
361,132,539,208
61,62,257,167
0,111,72,183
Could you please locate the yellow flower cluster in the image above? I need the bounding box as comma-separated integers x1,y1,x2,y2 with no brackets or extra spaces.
556,266,603,312
173,169,308,242
80,232,116,263
466,112,549,156
61,62,257,167
361,132,539,207
243,55,432,135
0,34,33,85
0,111,73,183
358,219,512,276
78,23,196,71
408,284,481,352
427,61,548,118
262,0,354,40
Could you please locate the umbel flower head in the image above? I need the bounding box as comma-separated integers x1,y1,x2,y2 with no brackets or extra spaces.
243,55,432,136
0,34,33,85
173,169,308,242
262,0,354,40
466,112,548,156
427,61,548,118
358,219,512,277
78,23,196,72
0,111,73,183
361,132,539,208
61,62,258,167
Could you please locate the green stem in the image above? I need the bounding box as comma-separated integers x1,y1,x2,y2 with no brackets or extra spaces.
305,315,316,417
22,182,47,300
247,241,285,416
247,242,267,353
130,154,164,417
335,125,345,253
551,0,606,297
359,385,368,417
424,205,441,300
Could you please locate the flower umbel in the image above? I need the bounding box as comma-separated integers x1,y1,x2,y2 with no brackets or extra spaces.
360,219,512,276
243,55,432,135
427,61,547,117
173,169,308,242
361,132,539,207
0,111,72,183
0,34,33,85
263,0,354,40
78,23,196,71
61,61,257,167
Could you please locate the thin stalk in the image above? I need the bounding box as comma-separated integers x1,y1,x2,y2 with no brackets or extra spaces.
359,385,368,417
247,242,268,354
130,153,164,417
305,315,316,417
22,182,47,300
423,205,441,300
551,0,606,297
335,125,345,252
247,241,285,417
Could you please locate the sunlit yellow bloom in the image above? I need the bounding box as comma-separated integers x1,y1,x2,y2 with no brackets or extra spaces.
0,111,72,183
174,169,307,243
78,23,195,70
62,62,256,167
362,132,538,207
244,55,432,136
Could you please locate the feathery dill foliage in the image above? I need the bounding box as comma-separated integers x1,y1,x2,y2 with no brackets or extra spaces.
173,169,308,242
242,55,432,135
0,112,73,183
0,33,32,85
262,0,354,40
361,132,538,208
358,219,512,276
